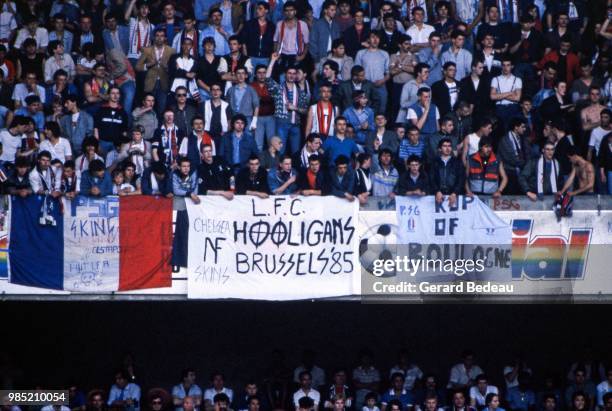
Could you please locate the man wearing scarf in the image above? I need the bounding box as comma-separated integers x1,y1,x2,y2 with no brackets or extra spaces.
125,0,153,64
305,82,337,138
265,52,309,155
152,109,186,170
520,142,561,201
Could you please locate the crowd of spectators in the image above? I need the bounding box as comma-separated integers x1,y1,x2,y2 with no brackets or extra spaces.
2,350,611,411
0,0,610,208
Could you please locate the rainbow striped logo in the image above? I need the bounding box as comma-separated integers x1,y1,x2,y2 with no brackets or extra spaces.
511,219,591,280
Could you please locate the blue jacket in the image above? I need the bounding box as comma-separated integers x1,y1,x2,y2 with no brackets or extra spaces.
172,171,198,196
309,17,341,61
102,26,130,54
219,131,259,168
328,168,356,197
80,170,112,196
342,106,374,145
267,167,298,194
141,167,173,196
59,110,94,154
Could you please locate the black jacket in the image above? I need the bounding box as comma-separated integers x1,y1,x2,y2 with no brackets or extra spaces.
394,171,430,194
141,167,173,196
429,156,465,195
235,166,269,194
431,79,455,117
343,24,371,58
296,168,327,193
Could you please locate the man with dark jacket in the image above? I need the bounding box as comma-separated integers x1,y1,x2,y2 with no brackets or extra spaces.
197,144,234,200
497,117,529,194
519,142,562,201
218,114,259,173
394,155,429,196
141,161,173,197
431,61,459,117
235,155,269,197
327,155,355,201
297,154,327,196
338,66,377,112
429,138,464,206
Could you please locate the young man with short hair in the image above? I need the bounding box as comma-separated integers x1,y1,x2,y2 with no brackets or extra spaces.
297,154,326,196
80,159,112,197
328,155,355,202
355,31,390,114
172,157,200,204
465,137,507,198
236,155,270,198
429,138,465,206
394,155,429,196
268,155,298,195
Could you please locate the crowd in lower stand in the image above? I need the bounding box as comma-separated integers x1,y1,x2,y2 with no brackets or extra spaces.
0,0,610,208
2,350,611,411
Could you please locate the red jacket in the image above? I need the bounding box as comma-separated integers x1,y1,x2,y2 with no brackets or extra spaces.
537,51,580,85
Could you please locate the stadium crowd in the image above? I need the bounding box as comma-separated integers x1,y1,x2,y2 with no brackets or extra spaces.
2,350,612,411
0,0,610,207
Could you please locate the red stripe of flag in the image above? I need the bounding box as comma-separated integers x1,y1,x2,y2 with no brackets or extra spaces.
119,196,173,291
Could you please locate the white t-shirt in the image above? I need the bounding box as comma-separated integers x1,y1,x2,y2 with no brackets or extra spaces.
389,365,423,390
13,27,49,50
469,385,498,407
492,74,522,105
12,83,46,106
406,24,435,45
589,126,610,155
447,363,484,388
447,81,458,108
0,129,23,162
39,137,72,163
407,106,440,122
203,387,233,404
293,365,326,388
0,9,16,41
293,388,321,408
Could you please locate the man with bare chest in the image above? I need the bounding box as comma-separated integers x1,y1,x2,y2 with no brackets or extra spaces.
561,147,595,196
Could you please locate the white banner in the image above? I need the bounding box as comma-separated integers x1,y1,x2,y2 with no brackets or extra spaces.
63,197,120,291
395,195,511,244
186,196,359,300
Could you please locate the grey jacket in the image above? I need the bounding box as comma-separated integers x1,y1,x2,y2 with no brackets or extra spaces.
226,84,260,118
365,130,399,156
132,107,159,141
309,17,341,62
59,110,94,154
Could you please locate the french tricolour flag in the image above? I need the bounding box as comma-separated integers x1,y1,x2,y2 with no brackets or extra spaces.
9,195,172,292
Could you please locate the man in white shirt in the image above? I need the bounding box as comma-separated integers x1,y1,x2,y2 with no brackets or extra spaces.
596,369,612,409
293,350,326,389
389,349,423,391
406,7,434,51
490,55,521,133
293,371,321,410
469,375,498,409
39,121,72,163
447,350,484,390
0,115,28,163
203,372,233,408
13,15,49,52
29,150,61,196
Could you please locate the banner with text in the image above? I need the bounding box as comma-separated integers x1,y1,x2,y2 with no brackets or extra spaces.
186,196,358,300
